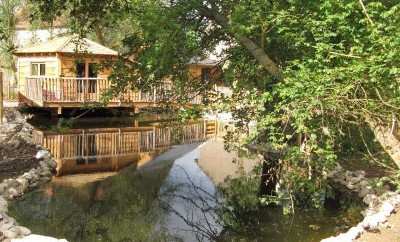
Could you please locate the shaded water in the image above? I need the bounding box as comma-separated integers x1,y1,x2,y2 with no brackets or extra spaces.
9,117,363,242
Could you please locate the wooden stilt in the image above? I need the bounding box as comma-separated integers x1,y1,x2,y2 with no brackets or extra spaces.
132,106,140,115
50,108,59,118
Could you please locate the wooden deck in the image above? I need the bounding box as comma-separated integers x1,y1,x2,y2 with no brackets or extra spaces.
21,76,202,109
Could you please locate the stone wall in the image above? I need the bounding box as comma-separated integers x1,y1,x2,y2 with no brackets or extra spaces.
0,108,68,242
0,151,57,241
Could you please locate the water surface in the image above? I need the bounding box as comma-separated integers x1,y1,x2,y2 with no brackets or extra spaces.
10,118,363,242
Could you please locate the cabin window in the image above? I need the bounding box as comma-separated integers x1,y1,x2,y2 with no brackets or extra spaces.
201,68,211,82
31,63,46,76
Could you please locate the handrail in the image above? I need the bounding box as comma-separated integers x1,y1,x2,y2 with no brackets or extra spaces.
23,76,203,105
26,76,106,80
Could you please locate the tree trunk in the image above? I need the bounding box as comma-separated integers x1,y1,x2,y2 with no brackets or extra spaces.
236,35,283,80
367,118,400,169
259,158,279,196
95,26,106,45
200,7,283,80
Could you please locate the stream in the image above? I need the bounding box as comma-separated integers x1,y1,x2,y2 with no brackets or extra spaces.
9,116,363,242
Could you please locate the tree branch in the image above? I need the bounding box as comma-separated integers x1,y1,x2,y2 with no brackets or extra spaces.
199,5,283,81
358,0,374,26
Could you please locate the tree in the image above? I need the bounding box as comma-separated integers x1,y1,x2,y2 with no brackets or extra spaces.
27,0,400,208
0,0,20,74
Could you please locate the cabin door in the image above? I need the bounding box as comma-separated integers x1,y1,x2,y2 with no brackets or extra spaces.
76,62,98,101
88,63,98,100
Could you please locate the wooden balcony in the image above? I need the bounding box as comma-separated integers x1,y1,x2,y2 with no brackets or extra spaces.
22,76,202,108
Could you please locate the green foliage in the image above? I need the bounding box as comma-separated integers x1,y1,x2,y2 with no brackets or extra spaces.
50,118,73,132
177,106,202,122
217,165,264,232
28,0,400,208
0,0,19,70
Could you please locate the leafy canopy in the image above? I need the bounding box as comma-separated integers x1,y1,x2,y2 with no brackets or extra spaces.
28,0,400,208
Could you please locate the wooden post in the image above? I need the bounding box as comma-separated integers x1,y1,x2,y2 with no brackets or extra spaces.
0,72,3,124
153,126,156,149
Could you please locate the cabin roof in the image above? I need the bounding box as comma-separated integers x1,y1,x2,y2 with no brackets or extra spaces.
15,35,118,56
188,57,219,66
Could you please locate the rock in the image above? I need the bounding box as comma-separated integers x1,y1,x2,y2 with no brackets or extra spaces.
362,208,377,217
349,175,363,185
345,183,356,190
363,194,379,207
46,159,57,170
39,177,51,183
3,216,16,225
3,230,18,239
5,180,18,190
361,212,387,231
0,222,14,231
7,188,19,199
0,183,8,195
346,225,364,240
390,194,400,205
359,180,369,187
358,186,372,198
28,171,39,182
35,150,50,160
380,202,394,217
320,237,338,242
335,233,354,242
0,196,8,213
353,170,366,177
13,226,31,236
28,182,38,189
21,173,32,181
39,160,48,169
16,178,28,192
40,168,52,177
11,234,69,242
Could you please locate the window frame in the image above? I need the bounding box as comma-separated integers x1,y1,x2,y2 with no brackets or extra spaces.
31,62,46,77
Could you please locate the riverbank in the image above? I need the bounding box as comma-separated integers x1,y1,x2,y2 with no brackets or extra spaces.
0,108,67,242
321,164,400,242
355,211,400,242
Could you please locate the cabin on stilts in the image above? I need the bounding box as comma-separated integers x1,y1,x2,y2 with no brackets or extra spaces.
15,35,120,114
14,35,221,115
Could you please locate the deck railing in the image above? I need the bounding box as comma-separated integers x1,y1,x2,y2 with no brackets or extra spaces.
1,75,18,101
32,121,219,161
24,76,202,105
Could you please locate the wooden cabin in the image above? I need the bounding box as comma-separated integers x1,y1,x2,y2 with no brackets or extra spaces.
14,35,223,114
15,36,123,114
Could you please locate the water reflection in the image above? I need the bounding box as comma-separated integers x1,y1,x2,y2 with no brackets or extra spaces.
32,120,220,176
